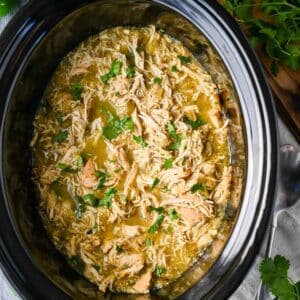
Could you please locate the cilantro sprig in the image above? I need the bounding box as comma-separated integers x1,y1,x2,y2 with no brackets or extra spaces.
222,0,300,75
260,255,300,300
101,60,122,84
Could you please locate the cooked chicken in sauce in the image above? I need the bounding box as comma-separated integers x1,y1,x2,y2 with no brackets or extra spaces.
31,26,234,294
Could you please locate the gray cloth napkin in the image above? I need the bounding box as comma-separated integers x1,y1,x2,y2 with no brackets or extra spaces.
0,4,299,299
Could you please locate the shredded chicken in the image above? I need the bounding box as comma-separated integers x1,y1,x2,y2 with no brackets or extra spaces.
31,26,238,295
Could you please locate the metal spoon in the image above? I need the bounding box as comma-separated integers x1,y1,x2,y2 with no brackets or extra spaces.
256,144,300,300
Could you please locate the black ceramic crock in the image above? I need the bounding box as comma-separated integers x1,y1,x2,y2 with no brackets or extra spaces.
0,0,278,299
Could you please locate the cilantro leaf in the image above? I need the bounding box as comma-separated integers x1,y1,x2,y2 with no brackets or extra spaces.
151,177,160,190
154,77,162,84
171,65,178,72
116,245,123,254
70,83,84,101
222,0,300,74
191,183,205,193
103,114,134,140
154,266,166,277
169,208,179,220
99,187,117,208
83,194,99,207
260,255,297,300
163,157,173,169
126,66,135,78
133,135,148,147
148,205,165,214
178,55,191,64
167,122,181,150
58,163,73,172
101,59,122,84
0,0,18,17
148,215,164,234
53,130,68,143
183,115,206,129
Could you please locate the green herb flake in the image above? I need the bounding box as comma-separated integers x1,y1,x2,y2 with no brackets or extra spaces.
178,55,191,64
167,122,181,150
169,208,179,220
83,194,99,207
171,65,178,72
149,205,165,214
146,238,153,246
191,183,205,193
151,177,160,190
121,116,135,132
95,171,107,189
133,135,148,147
163,158,173,169
70,83,84,101
77,156,84,168
183,116,206,129
116,245,123,254
52,130,68,143
126,66,135,78
153,77,163,84
58,163,73,172
103,115,134,141
154,266,166,277
115,91,120,96
68,255,85,272
101,59,123,84
99,187,117,208
148,215,165,234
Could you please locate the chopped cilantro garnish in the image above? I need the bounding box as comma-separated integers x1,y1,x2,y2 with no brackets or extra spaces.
95,171,107,189
154,77,163,84
121,116,135,132
133,135,148,147
178,55,191,64
116,245,123,254
191,183,205,193
183,116,206,129
115,91,120,96
83,194,99,207
99,187,117,208
149,205,165,214
167,122,181,150
70,83,84,101
151,177,160,190
154,266,166,277
148,215,164,234
101,59,122,84
171,65,178,72
52,130,68,143
126,66,135,78
77,156,84,168
163,158,173,169
169,209,179,220
58,163,73,172
103,115,134,140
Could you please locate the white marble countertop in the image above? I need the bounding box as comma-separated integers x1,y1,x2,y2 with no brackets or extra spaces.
0,2,299,300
